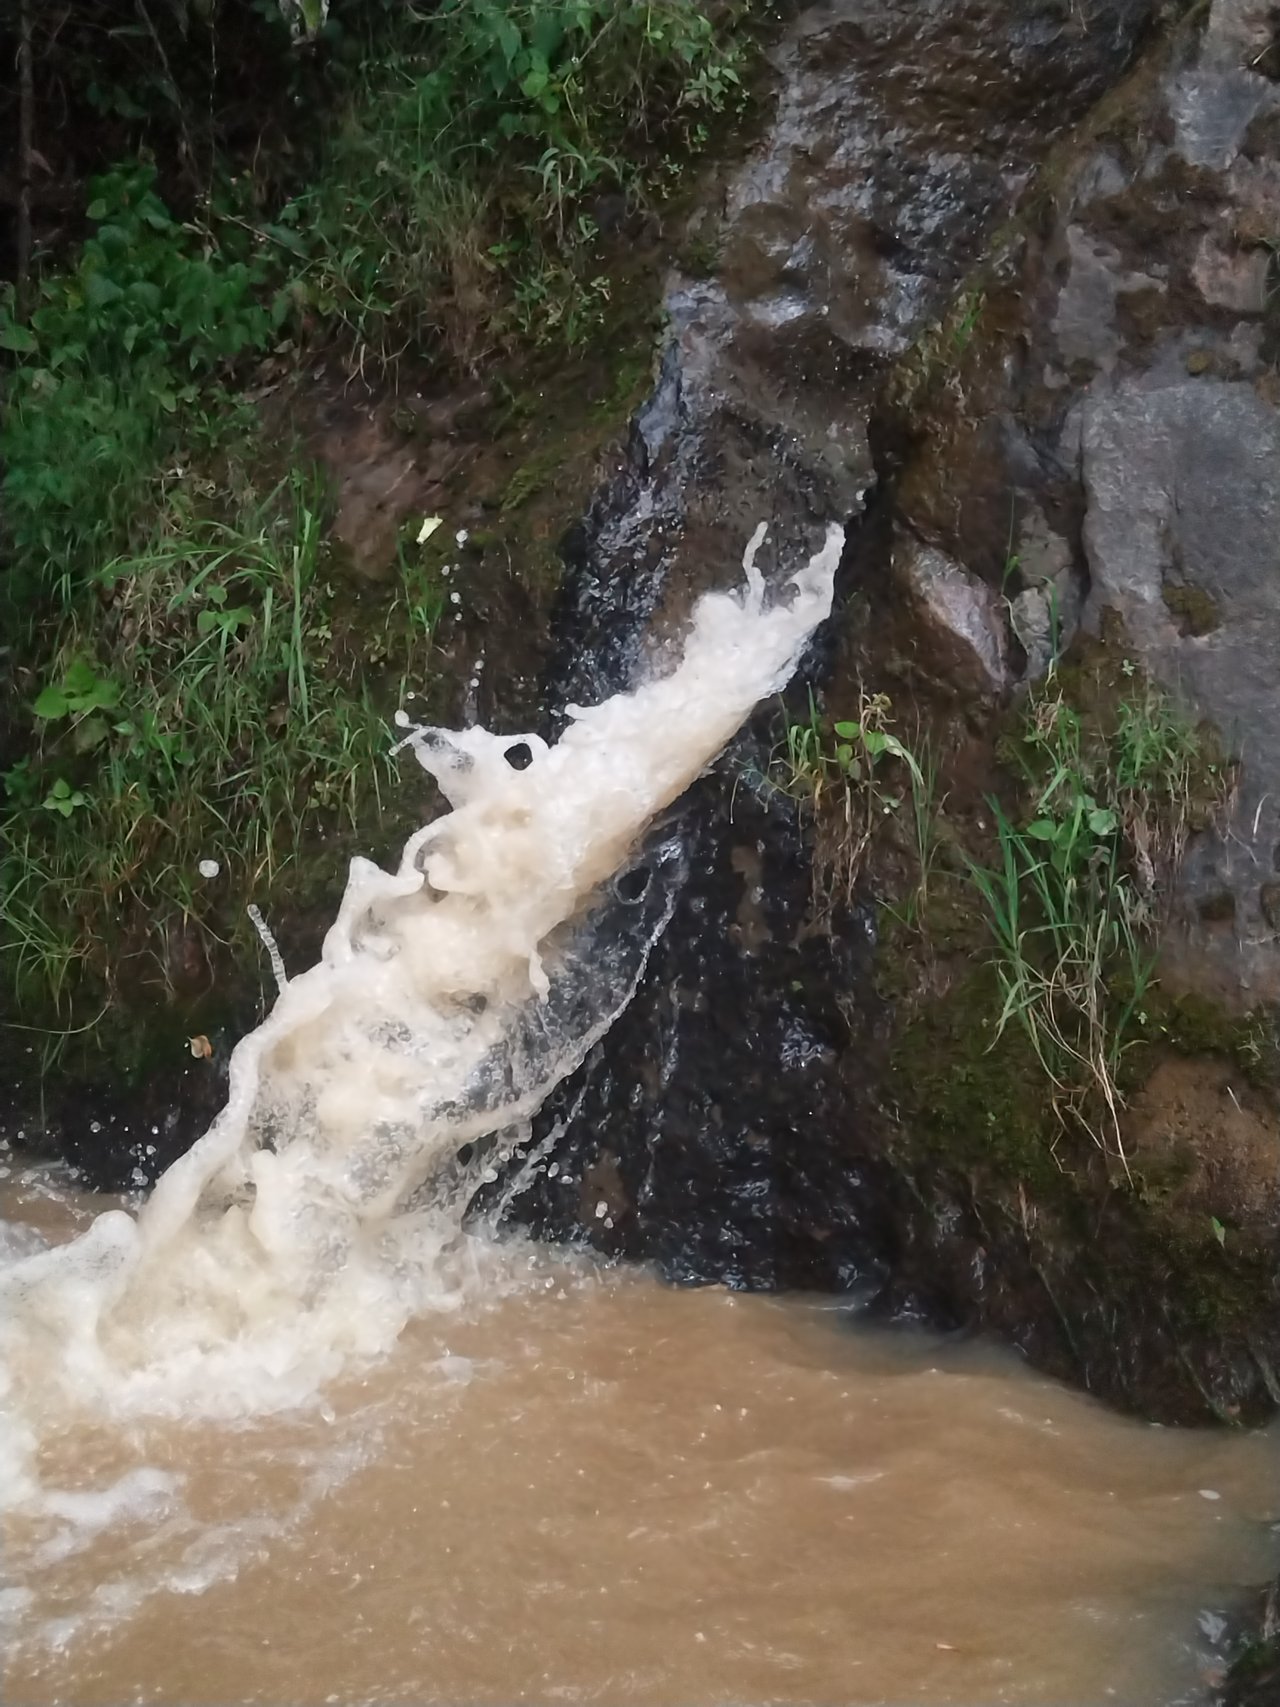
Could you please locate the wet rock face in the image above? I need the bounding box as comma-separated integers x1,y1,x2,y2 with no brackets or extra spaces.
893,0,1280,1005
488,763,897,1293
502,0,1160,1312
1080,377,1280,999
551,0,1157,705
893,534,1011,697
719,0,1154,370
493,0,1280,1436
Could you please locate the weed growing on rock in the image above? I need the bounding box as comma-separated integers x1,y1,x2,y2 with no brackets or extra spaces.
772,692,928,912
966,673,1231,1169
286,0,752,363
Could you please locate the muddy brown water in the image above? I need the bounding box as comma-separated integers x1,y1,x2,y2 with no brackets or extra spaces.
3,1171,1277,1707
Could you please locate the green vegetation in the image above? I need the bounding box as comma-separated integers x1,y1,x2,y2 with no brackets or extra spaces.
0,165,277,612
964,670,1229,1167
789,646,1235,1183
772,690,929,910
288,0,751,362
2,468,437,1022
1,1,760,1043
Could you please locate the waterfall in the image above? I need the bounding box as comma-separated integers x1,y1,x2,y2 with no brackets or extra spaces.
0,523,842,1514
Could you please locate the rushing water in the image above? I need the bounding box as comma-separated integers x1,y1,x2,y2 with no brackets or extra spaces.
2,524,1277,1702
0,523,840,1500
3,1162,1277,1706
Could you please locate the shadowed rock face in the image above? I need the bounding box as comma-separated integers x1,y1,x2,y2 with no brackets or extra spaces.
477,766,898,1293
1080,377,1280,1000
494,0,1176,1339
547,0,1156,716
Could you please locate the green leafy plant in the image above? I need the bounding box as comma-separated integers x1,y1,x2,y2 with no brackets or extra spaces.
966,679,1229,1167
0,469,431,1024
773,691,929,912
41,779,91,819
285,0,750,360
0,165,277,614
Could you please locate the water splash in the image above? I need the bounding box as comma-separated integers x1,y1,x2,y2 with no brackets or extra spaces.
0,523,842,1511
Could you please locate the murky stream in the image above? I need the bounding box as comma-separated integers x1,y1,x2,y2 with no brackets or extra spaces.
2,533,1277,1704
3,1164,1277,1707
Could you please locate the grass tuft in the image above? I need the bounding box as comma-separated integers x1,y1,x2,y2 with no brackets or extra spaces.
0,0,760,1045
964,671,1231,1169
0,466,435,1031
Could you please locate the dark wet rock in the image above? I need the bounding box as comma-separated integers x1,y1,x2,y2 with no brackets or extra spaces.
480,770,897,1294
893,534,1010,696
791,0,1280,1439
1225,1580,1280,1707
486,0,1280,1443
549,0,1157,706
499,0,1228,1419
0,1018,240,1191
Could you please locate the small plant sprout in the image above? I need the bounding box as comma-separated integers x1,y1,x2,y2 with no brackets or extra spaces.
772,691,930,913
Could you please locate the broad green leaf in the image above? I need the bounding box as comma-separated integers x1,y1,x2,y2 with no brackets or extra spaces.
79,679,120,712
84,270,124,308
32,685,70,719
494,12,522,66
73,715,110,754
63,658,98,695
0,322,37,353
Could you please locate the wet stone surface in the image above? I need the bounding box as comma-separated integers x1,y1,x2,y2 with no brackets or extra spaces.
489,0,1280,1447
894,0,1280,1005
493,0,1159,1302
483,750,897,1295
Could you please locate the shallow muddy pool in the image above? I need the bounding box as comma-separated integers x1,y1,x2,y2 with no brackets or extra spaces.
3,1164,1276,1707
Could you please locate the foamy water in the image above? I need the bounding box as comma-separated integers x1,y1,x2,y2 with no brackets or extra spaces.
4,521,1275,1706
2,1172,1275,1706
1,523,840,1525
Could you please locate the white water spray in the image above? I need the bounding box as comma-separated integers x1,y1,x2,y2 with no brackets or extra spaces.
0,523,842,1513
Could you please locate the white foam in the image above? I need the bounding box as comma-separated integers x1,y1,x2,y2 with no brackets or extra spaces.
0,523,842,1534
